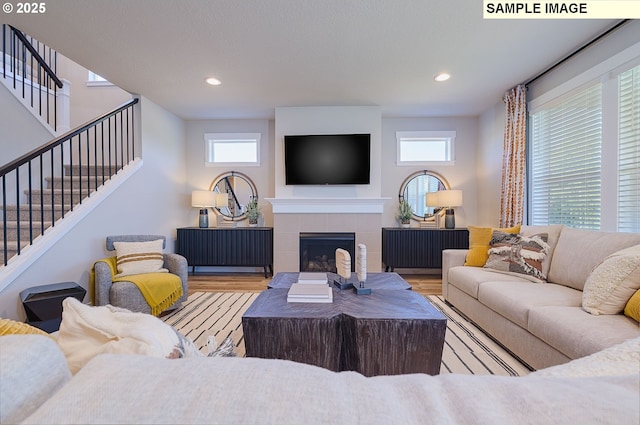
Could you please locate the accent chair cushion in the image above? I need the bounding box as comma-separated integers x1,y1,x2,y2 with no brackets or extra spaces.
484,232,550,282
464,225,521,267
113,239,168,278
582,244,640,315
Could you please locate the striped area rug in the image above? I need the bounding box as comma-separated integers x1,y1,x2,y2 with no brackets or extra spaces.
162,292,532,376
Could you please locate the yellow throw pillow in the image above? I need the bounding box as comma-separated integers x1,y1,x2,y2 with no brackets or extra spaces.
0,318,49,336
464,224,521,267
624,290,640,322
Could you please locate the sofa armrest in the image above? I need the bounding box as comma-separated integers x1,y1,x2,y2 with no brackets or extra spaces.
0,335,71,424
442,249,468,299
164,253,188,302
94,260,114,306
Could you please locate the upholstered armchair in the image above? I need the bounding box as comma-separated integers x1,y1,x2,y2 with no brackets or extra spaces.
93,235,188,315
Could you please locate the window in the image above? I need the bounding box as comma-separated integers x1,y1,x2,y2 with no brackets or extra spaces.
529,83,602,229
86,71,113,87
204,133,261,166
396,131,455,165
528,62,640,232
618,66,640,232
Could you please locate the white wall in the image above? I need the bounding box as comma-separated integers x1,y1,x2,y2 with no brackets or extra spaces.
184,119,274,227
381,116,479,228
0,97,187,320
476,100,505,227
0,84,53,165
56,54,132,129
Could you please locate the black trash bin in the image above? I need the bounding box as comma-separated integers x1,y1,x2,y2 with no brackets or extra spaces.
20,282,86,333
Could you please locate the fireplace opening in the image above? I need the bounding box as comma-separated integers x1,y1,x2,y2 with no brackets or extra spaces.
299,232,355,273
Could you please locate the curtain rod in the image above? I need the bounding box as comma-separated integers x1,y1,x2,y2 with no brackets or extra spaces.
524,19,630,87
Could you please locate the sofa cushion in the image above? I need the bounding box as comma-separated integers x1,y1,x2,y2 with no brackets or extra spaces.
22,352,640,425
520,224,563,278
447,266,530,299
478,281,581,328
527,305,640,360
624,290,640,322
464,225,521,267
0,335,71,424
582,244,640,315
547,227,640,291
484,232,550,282
532,336,640,378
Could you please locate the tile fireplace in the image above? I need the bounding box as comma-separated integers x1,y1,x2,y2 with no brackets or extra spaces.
299,232,355,273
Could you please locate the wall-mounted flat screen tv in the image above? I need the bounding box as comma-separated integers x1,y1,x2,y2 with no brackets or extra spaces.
284,134,371,185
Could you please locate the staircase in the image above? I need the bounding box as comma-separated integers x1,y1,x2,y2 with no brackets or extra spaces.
1,99,140,267
1,164,121,262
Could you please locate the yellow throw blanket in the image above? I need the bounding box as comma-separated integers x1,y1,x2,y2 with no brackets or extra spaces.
93,257,183,316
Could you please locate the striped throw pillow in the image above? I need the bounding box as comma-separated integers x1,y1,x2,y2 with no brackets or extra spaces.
113,239,168,278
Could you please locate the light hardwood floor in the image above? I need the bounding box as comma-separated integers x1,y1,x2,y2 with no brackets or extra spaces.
188,272,442,296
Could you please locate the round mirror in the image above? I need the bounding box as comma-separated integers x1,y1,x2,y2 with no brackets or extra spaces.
399,170,449,220
209,171,258,221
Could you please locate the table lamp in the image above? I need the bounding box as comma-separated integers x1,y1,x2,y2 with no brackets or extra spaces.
437,190,463,229
192,190,216,228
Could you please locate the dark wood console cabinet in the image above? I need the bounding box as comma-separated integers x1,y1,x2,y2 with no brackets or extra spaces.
382,228,469,271
176,227,273,277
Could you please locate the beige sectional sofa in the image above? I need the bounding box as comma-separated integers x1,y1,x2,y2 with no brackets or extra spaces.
2,334,639,425
442,225,640,370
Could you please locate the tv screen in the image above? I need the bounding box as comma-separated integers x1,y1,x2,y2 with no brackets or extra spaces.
284,134,371,185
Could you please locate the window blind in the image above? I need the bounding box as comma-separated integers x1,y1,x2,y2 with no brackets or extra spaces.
529,83,602,229
618,65,640,232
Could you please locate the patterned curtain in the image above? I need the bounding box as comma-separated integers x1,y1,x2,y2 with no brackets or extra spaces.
499,85,527,227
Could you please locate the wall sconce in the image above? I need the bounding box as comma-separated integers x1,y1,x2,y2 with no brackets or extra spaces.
191,190,216,228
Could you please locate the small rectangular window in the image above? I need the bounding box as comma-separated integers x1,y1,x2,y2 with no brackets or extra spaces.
204,133,261,166
86,71,113,87
396,131,455,165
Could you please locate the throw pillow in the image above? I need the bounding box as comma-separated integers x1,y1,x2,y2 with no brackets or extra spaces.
484,232,550,282
624,290,640,322
582,244,640,316
0,318,49,336
464,224,521,267
113,239,167,278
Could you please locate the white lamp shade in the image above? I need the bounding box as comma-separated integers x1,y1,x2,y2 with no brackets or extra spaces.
191,190,216,208
437,190,463,208
215,192,228,208
425,192,440,207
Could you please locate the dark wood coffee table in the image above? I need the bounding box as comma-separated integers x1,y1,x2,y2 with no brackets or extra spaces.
242,273,446,376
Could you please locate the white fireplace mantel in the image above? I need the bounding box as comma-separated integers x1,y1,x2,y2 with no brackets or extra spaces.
266,197,391,214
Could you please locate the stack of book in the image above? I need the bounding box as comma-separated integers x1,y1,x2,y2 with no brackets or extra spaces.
419,220,437,228
287,272,332,303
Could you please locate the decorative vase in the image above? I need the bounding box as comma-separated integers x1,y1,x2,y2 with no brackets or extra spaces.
199,209,209,228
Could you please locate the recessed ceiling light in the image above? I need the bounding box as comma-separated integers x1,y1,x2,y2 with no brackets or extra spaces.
205,77,221,86
434,73,450,82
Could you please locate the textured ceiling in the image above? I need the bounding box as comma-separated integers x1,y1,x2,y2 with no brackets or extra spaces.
3,0,618,119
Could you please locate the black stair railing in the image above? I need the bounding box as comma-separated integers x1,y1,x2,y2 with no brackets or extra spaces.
1,24,63,131
0,98,139,266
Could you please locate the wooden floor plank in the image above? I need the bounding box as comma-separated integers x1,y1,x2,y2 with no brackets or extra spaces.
188,272,442,296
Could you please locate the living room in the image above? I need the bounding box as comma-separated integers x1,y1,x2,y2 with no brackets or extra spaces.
1,3,640,424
